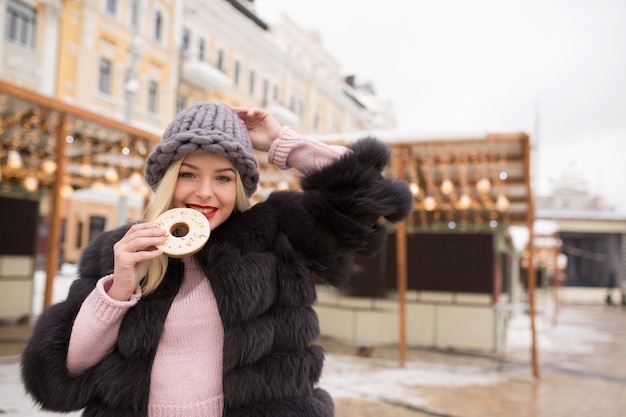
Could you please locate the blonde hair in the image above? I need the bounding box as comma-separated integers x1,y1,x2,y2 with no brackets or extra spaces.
141,156,252,295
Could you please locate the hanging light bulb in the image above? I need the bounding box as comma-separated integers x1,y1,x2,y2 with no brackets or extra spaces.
476,177,491,194
105,167,119,183
409,182,419,195
7,150,23,170
42,160,57,175
424,196,436,211
92,180,105,191
139,183,151,198
23,176,38,192
129,172,143,186
496,194,510,212
458,193,471,210
61,184,74,197
440,178,454,195
80,163,92,177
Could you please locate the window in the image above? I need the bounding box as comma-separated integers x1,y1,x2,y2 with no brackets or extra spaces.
105,0,116,15
233,61,240,86
216,49,224,72
262,79,269,107
98,58,112,95
148,80,158,113
75,221,83,249
198,38,205,61
88,216,107,245
273,85,279,102
176,94,186,113
289,95,295,111
130,0,138,28
249,70,255,96
153,11,162,41
5,0,37,48
182,28,190,54
299,100,306,119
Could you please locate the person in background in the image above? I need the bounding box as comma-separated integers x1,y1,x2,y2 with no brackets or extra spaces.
21,102,413,417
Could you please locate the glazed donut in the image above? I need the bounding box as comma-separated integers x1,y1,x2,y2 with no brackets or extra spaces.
155,208,210,257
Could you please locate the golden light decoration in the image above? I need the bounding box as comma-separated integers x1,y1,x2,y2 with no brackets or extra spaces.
7,150,23,170
424,196,436,211
129,172,144,186
458,193,471,210
42,160,57,175
60,184,74,197
476,177,491,194
92,180,105,191
496,194,510,212
440,178,454,195
23,176,38,192
104,167,119,183
79,163,93,178
409,182,419,195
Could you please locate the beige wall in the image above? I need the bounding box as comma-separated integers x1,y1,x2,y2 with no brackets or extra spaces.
63,198,143,264
0,256,35,318
315,288,500,352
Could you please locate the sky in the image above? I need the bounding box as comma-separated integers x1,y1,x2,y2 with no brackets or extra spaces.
255,0,626,212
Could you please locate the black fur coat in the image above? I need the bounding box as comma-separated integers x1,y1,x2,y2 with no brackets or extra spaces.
21,138,413,417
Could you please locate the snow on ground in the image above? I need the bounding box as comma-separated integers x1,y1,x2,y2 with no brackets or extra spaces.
0,358,80,417
505,309,614,354
320,353,503,407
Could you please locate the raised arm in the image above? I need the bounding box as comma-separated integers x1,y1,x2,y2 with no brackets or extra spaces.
267,136,413,287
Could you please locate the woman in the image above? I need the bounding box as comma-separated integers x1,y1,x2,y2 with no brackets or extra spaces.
21,102,413,416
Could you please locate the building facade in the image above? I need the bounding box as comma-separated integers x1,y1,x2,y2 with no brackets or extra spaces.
536,170,626,292
1,0,392,136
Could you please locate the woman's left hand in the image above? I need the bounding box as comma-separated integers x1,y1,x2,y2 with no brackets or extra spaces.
225,104,282,152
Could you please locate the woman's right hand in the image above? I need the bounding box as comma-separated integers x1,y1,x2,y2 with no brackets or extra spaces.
109,222,166,301
225,104,282,152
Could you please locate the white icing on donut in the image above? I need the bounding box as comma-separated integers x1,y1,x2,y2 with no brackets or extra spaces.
155,208,210,258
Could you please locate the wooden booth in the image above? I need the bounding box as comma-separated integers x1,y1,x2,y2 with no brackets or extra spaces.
312,131,538,376
0,80,159,315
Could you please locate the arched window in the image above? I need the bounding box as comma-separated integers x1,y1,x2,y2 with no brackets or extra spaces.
153,10,162,41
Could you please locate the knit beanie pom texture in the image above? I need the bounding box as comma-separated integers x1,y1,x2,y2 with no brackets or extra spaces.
145,102,259,196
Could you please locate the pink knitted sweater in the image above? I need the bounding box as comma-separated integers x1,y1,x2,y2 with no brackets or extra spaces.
66,127,349,417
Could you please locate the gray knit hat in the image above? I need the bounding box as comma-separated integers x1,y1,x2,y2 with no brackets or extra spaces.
145,102,259,196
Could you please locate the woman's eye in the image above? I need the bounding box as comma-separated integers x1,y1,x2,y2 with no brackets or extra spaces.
179,172,195,179
216,175,232,182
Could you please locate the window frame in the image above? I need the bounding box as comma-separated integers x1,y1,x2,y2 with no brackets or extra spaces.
153,10,162,42
198,37,205,61
148,80,158,113
5,0,37,48
105,0,117,15
98,57,113,95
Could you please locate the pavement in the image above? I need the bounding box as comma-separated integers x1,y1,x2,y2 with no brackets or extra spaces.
2,303,626,417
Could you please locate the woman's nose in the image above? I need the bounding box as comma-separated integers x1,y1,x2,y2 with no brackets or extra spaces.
195,180,213,198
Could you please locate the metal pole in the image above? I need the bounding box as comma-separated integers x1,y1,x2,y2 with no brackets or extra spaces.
394,146,408,367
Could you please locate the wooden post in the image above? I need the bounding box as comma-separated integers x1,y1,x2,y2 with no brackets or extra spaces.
552,233,561,325
523,135,540,379
43,113,68,310
394,146,408,367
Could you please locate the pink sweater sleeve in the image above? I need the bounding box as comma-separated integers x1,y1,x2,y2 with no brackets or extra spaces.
267,126,351,174
66,275,141,376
